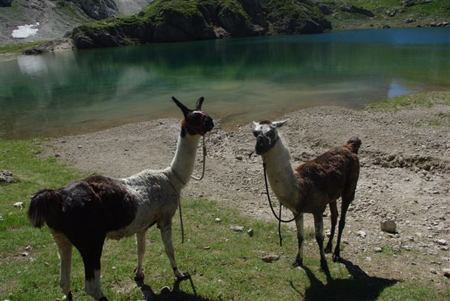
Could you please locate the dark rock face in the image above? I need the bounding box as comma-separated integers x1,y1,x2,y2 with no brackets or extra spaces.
0,0,13,7
402,0,433,7
71,0,331,49
68,0,118,20
339,5,375,17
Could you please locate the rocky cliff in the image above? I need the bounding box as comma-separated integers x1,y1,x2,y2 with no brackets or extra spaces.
71,0,331,49
0,0,153,44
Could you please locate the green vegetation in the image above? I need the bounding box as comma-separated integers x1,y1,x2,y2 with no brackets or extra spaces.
367,91,450,112
313,0,450,29
0,42,44,55
1,139,450,300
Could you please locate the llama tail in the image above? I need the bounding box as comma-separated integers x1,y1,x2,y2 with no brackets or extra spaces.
28,189,62,228
345,137,362,154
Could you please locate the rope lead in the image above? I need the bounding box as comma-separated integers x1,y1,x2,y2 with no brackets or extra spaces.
263,162,301,246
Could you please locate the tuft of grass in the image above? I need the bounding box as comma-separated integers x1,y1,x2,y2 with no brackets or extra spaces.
366,91,450,112
1,139,449,300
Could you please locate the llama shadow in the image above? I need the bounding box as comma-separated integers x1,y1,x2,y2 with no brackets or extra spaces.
291,258,399,301
135,275,211,301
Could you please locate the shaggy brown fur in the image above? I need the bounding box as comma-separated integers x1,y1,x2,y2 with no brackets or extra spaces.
295,137,361,262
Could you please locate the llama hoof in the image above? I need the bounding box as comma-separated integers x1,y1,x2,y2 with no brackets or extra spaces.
332,254,341,263
134,273,145,282
320,261,330,274
292,259,303,267
98,297,109,301
67,291,73,301
176,272,190,281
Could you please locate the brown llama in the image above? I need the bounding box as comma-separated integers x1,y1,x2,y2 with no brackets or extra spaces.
253,120,361,273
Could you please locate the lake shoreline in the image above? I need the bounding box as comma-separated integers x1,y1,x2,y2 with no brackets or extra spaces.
39,91,450,288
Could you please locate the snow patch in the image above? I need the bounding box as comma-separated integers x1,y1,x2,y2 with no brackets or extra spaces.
12,22,40,39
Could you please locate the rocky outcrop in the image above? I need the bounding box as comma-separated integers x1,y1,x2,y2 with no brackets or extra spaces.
402,0,433,7
71,0,331,49
0,0,13,7
339,5,375,17
67,0,118,20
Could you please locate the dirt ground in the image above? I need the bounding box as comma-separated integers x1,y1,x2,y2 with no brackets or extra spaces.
41,98,450,290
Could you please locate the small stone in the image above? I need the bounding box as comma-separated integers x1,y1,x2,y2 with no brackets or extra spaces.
443,269,450,278
215,218,221,223
25,245,31,251
235,155,243,161
262,255,280,263
436,239,448,246
247,228,254,237
380,220,397,233
430,268,437,274
160,286,171,295
77,145,83,149
230,225,244,232
0,170,14,183
357,230,367,238
374,247,382,252
21,251,29,257
13,202,24,210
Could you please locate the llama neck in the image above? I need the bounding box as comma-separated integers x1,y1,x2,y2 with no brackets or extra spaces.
169,130,201,188
262,137,301,211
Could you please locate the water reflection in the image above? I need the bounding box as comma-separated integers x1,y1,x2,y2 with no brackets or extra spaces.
0,28,449,138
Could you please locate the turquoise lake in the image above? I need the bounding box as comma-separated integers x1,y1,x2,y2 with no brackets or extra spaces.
0,27,449,138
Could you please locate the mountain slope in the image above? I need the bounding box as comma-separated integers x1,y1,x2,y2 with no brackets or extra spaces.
71,0,331,49
0,0,153,45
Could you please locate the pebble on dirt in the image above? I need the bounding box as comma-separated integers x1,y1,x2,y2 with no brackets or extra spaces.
380,220,397,233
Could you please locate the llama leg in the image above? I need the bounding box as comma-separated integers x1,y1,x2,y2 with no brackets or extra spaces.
78,239,108,300
325,201,338,254
333,197,352,263
158,222,187,280
53,232,73,301
314,213,329,273
135,230,147,281
293,213,304,267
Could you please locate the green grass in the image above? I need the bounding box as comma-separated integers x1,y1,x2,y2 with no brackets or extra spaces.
314,0,450,29
1,139,449,300
366,91,450,112
0,42,45,55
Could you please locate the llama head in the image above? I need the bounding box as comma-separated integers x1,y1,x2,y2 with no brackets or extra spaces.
252,120,287,155
172,96,214,136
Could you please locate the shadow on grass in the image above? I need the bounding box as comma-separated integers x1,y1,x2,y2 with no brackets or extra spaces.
290,258,399,301
136,275,211,301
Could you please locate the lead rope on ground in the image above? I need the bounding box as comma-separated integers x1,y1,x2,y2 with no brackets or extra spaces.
263,162,302,247
179,136,207,244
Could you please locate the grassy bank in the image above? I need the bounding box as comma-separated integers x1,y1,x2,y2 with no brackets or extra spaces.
367,91,450,111
316,0,450,29
0,42,44,55
1,139,449,300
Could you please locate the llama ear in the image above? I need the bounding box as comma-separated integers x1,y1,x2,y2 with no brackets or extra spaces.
271,120,287,128
253,121,259,127
195,97,205,111
172,97,190,117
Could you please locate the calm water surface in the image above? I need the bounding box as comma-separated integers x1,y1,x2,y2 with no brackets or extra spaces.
1,28,449,138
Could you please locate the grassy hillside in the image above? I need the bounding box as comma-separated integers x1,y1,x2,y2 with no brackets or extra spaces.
314,0,450,29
